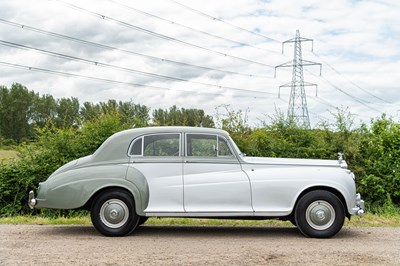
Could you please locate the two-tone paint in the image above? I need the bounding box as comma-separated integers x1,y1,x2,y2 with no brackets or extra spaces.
29,126,365,237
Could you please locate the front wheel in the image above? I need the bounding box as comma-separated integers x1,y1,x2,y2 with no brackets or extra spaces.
295,190,345,238
91,189,139,237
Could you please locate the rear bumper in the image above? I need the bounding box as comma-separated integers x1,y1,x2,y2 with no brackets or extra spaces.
28,190,36,209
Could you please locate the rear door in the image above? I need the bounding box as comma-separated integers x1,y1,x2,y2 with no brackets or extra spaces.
127,133,184,213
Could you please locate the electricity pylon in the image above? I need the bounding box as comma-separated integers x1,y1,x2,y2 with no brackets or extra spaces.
275,30,321,129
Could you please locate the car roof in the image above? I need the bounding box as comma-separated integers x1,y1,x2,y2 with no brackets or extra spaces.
92,126,230,162
124,126,226,134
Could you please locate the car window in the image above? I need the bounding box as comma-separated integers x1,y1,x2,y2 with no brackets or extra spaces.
130,137,142,155
186,134,234,157
130,134,180,156
218,137,234,157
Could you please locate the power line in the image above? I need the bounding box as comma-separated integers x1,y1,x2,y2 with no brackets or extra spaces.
0,61,166,92
308,95,337,109
300,64,386,113
312,52,391,104
0,18,275,80
0,61,287,100
168,0,281,44
106,0,282,56
50,0,277,69
318,75,382,113
0,40,278,96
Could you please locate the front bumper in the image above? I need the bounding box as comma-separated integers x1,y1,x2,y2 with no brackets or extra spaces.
354,193,365,217
28,190,36,209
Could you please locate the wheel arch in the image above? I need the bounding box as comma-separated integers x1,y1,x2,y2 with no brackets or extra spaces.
291,186,350,219
82,185,143,215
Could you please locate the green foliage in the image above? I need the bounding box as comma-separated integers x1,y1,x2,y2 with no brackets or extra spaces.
81,100,150,128
356,115,400,206
0,112,129,216
217,107,400,212
1,83,400,216
153,105,214,127
55,97,80,128
0,83,36,142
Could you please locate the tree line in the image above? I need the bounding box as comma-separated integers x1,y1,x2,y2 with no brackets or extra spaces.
0,83,399,216
0,83,214,144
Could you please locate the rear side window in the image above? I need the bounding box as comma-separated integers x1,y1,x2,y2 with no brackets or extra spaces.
130,134,180,157
131,138,142,155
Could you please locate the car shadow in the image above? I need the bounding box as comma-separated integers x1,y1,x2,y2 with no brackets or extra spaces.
136,225,303,238
41,224,362,239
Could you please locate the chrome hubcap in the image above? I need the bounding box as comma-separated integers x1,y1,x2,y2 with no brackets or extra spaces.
306,200,335,230
100,199,129,229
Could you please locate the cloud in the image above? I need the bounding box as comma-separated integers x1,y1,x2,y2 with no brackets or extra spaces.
0,0,399,127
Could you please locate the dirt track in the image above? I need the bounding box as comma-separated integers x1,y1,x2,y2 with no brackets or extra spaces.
0,224,399,265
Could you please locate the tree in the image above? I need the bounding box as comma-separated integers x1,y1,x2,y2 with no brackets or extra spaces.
55,97,80,128
118,101,150,128
152,105,214,127
0,83,36,142
80,101,102,122
31,94,57,128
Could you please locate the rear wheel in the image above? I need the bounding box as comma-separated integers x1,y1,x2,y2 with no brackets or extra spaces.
91,189,139,237
295,190,345,238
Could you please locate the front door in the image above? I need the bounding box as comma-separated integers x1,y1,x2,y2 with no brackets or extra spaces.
183,133,253,213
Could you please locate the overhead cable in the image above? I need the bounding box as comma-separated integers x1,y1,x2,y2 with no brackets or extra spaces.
312,52,391,104
0,61,287,100
318,75,382,113
107,0,282,56
0,18,274,80
168,0,281,43
0,40,277,96
50,0,277,69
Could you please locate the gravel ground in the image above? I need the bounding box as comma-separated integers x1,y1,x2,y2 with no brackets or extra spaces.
0,224,399,265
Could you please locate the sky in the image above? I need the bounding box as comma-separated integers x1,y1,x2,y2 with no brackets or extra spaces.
0,0,399,128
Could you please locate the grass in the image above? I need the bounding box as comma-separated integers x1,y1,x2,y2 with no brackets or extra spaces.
0,216,92,225
0,149,19,162
0,213,399,227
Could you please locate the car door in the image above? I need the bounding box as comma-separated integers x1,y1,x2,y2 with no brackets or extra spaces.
183,133,253,213
127,133,184,213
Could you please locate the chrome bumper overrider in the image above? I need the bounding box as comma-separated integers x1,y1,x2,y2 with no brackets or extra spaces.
28,190,36,209
355,193,365,217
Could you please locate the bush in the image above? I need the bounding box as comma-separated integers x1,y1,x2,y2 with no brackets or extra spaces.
0,113,129,216
1,109,399,216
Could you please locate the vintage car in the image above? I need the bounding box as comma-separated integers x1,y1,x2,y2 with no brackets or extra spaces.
28,126,364,238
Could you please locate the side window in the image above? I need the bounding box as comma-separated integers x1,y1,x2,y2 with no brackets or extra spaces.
187,134,217,157
186,134,234,157
131,137,142,155
218,137,234,157
130,134,180,157
143,134,180,156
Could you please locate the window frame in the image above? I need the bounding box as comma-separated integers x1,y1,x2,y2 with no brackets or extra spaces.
129,133,182,157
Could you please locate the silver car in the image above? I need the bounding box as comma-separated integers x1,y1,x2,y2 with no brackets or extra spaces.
29,126,364,238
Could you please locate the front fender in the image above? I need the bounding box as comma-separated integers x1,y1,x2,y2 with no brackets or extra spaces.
245,165,357,216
